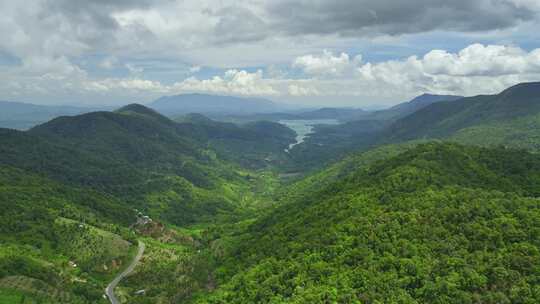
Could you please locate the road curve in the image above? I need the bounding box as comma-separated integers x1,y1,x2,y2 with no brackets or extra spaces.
105,240,145,304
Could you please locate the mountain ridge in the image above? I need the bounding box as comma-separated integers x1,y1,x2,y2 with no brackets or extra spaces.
383,81,540,141
150,93,281,116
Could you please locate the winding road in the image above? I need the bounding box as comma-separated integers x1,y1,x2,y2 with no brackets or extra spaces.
105,241,145,304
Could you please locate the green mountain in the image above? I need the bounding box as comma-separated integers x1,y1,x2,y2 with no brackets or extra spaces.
210,94,461,125
0,164,138,303
1,105,252,227
370,93,463,121
385,82,540,143
284,94,463,171
0,104,272,303
175,113,296,169
286,83,539,173
2,83,540,303
198,143,540,303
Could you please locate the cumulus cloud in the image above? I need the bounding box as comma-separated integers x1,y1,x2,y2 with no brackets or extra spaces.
288,84,320,96
172,69,279,96
81,69,280,97
278,43,540,103
2,43,540,106
355,44,540,96
189,66,201,73
419,44,540,76
1,0,540,105
293,51,361,77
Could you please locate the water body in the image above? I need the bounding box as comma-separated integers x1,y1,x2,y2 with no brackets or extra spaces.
280,119,339,152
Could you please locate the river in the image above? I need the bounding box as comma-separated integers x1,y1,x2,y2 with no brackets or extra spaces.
279,119,339,152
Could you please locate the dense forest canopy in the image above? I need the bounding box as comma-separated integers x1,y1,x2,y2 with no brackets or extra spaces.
1,82,540,303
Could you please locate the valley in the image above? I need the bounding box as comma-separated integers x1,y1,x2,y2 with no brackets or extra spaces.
3,2,540,303
278,119,339,152
2,82,540,303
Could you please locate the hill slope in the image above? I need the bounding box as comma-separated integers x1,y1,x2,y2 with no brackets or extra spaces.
283,94,463,171
0,165,137,303
374,93,463,121
198,143,540,303
175,113,296,169
385,82,540,142
0,105,253,226
0,104,284,303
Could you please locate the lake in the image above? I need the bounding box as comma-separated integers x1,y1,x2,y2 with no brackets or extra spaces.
279,119,339,152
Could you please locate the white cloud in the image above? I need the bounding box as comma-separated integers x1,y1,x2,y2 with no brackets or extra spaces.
99,56,118,69
172,69,279,96
288,84,320,96
420,44,534,76
189,66,201,73
1,40,540,107
86,78,166,92
293,50,361,76
355,44,540,96
125,63,144,74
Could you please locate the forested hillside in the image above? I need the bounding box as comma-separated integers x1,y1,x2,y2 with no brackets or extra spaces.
0,105,281,302
385,82,540,143
285,94,463,171
176,113,296,169
197,143,540,303
2,83,540,303
0,165,137,303
286,83,540,172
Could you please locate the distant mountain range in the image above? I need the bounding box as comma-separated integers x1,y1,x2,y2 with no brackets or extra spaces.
287,83,540,170
0,93,463,130
384,82,540,142
0,101,106,130
3,81,540,303
149,93,283,116
212,93,463,123
370,93,463,121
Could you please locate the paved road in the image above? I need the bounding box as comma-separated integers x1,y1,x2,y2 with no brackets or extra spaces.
105,241,145,304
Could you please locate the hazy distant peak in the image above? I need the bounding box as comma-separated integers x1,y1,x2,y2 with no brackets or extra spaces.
407,93,463,104
499,81,540,98
150,93,281,115
116,103,163,117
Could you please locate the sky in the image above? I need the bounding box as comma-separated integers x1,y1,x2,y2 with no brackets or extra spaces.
1,0,540,108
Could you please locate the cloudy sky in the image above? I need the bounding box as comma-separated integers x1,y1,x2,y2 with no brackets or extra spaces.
1,0,540,107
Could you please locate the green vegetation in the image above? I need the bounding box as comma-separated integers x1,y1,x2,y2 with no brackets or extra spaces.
0,104,285,302
2,82,540,303
0,105,261,226
285,83,540,173
450,113,540,151
0,165,136,302
176,113,296,169
383,82,540,144
195,143,540,303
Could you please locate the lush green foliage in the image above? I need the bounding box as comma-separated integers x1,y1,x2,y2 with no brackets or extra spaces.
450,113,540,151
384,82,540,143
0,105,259,226
3,83,540,304
0,103,289,302
0,166,138,303
176,113,296,169
197,143,540,303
